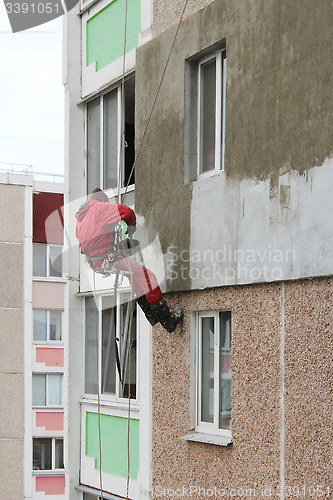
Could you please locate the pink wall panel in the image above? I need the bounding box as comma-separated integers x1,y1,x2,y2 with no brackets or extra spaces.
32,281,65,309
36,476,65,495
36,412,64,431
36,347,64,367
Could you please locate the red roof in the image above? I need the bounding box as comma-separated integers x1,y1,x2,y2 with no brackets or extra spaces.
33,192,64,244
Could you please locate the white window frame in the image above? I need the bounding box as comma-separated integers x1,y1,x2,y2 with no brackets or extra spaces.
85,75,135,200
33,242,63,278
84,292,139,405
32,437,64,472
33,309,63,343
197,49,227,177
196,310,232,439
32,373,63,408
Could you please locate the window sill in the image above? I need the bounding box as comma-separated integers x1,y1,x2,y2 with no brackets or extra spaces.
196,169,224,182
181,431,232,447
33,341,64,346
32,406,63,410
33,277,66,283
32,470,65,476
80,397,139,412
78,0,99,15
76,484,120,500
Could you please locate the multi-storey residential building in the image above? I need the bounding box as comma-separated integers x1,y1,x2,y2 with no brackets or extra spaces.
0,170,66,499
64,1,333,499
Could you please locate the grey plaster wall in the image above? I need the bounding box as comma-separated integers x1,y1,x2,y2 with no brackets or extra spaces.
0,183,24,499
188,159,333,288
152,0,214,36
135,0,333,292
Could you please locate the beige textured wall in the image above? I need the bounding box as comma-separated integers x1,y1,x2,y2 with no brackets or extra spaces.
152,278,333,499
0,183,25,499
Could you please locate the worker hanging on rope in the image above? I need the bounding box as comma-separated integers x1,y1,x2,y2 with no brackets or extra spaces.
75,188,184,333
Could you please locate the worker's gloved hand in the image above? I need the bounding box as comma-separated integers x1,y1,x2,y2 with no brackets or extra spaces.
127,225,136,237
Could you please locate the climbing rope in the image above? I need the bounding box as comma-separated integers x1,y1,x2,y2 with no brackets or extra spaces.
119,0,129,203
121,0,191,204
93,253,135,500
120,257,135,500
92,0,191,497
93,272,104,500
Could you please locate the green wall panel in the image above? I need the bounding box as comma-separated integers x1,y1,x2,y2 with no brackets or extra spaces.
86,0,141,72
86,412,139,480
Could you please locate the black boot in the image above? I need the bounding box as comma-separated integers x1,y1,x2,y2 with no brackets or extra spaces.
150,299,184,333
136,295,159,326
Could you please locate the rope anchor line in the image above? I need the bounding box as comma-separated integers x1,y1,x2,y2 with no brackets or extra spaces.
93,0,190,498
93,259,135,500
121,0,190,204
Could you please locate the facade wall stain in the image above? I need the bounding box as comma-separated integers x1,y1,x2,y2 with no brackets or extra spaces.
136,0,333,292
151,278,333,498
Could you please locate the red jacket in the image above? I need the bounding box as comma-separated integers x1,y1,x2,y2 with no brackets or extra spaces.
75,199,136,258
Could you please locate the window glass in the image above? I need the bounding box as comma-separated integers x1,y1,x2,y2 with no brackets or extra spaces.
86,295,137,399
219,311,232,430
85,297,98,394
87,97,101,195
102,296,117,395
55,438,64,469
33,243,47,277
33,374,46,406
201,316,215,423
33,310,47,341
104,89,118,190
122,300,137,399
86,76,135,195
201,58,216,172
198,310,232,433
33,438,52,470
124,77,135,187
48,374,62,406
49,245,62,277
50,311,62,341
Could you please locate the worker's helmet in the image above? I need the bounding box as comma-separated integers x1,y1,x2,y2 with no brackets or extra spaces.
90,188,109,203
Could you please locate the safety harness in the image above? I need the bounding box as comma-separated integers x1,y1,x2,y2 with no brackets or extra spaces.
86,220,130,277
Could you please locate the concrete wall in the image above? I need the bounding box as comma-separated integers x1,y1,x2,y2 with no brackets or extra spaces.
151,278,333,498
63,3,89,498
135,0,333,292
0,182,25,499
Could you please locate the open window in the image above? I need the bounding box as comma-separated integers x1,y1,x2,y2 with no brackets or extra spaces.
86,76,135,201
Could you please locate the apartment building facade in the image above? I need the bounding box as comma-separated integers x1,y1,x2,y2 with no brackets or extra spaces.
64,0,333,499
0,171,66,499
